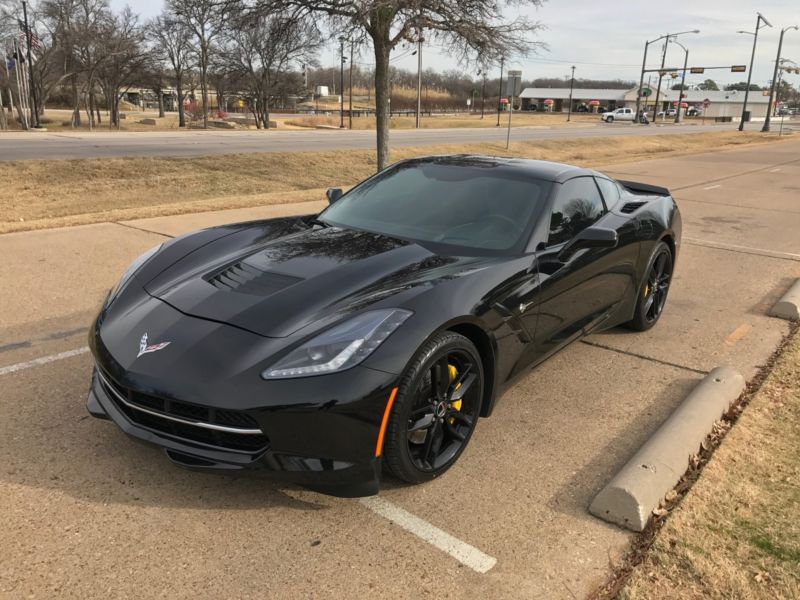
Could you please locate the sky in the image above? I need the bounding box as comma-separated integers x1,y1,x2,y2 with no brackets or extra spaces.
114,0,800,89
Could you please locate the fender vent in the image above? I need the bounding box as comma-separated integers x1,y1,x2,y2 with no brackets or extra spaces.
207,262,302,296
620,201,647,214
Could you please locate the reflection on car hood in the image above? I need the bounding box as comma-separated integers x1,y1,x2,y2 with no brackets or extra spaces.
144,224,490,338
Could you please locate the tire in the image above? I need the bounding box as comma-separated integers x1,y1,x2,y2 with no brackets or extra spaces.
383,331,484,484
627,241,674,331
607,116,614,123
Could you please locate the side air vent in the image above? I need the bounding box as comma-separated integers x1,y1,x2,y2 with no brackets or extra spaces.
207,261,302,296
620,201,647,214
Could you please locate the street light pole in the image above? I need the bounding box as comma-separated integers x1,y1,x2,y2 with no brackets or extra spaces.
567,65,575,121
739,13,772,131
496,56,504,127
339,36,345,128
672,40,689,123
763,25,798,132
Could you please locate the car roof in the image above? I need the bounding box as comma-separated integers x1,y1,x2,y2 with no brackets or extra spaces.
396,154,596,184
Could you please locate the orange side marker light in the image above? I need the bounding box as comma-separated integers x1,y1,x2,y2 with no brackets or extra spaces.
375,387,399,457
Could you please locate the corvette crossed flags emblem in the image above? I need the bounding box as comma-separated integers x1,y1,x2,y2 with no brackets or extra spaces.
137,333,171,358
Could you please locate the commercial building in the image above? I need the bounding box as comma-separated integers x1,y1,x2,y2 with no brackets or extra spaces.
518,86,771,119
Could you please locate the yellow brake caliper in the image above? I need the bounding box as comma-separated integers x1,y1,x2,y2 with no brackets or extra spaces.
448,364,462,424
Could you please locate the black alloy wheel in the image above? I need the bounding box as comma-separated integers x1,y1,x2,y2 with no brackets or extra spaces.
383,332,483,484
629,241,673,331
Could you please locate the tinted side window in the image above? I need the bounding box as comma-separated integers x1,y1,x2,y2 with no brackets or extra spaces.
596,177,621,209
547,177,605,246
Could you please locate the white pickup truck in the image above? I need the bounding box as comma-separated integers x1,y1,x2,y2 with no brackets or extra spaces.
600,107,635,122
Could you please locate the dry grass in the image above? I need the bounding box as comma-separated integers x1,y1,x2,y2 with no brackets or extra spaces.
0,131,786,234
285,112,600,130
620,330,800,600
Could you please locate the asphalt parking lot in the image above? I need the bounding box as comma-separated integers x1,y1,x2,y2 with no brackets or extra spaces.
1,139,798,599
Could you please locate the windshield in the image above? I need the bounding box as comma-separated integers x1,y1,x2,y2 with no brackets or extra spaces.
319,159,551,253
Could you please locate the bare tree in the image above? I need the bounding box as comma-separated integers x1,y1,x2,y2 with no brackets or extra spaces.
167,0,224,129
95,7,148,128
221,3,320,129
148,12,192,127
255,0,543,170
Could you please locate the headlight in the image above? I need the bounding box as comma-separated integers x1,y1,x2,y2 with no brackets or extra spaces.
105,244,162,307
262,308,412,379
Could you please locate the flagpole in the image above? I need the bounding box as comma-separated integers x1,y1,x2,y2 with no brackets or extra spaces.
1,46,10,130
3,43,18,129
12,40,29,129
22,1,39,127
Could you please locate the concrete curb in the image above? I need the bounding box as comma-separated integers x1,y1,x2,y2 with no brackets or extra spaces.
770,279,800,321
589,366,745,532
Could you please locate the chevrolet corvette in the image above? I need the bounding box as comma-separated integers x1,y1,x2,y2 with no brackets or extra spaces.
87,155,681,496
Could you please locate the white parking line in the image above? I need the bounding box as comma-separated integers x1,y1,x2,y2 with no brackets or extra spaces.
703,184,721,190
770,168,781,173
684,238,800,262
360,496,497,573
0,346,89,376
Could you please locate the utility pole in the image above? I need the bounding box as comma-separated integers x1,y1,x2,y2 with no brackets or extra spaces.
415,33,422,128
480,71,486,118
506,70,521,149
22,1,39,128
496,56,504,127
739,13,772,131
567,65,575,121
763,25,798,132
348,42,354,129
652,37,669,121
339,36,345,128
641,30,699,122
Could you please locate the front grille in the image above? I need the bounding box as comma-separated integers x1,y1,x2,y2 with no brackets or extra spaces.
98,370,269,454
207,261,302,296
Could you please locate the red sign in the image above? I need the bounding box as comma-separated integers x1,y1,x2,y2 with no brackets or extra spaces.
499,98,509,104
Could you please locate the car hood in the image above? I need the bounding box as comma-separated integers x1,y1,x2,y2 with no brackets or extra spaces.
144,224,489,338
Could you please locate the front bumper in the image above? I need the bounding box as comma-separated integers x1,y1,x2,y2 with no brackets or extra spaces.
87,366,394,497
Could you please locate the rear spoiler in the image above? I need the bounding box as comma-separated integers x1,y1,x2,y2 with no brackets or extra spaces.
617,179,670,196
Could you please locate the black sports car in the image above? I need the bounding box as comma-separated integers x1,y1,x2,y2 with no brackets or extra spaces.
87,155,681,497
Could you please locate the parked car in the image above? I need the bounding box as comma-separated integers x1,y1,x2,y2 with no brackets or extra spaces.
601,107,635,122
665,108,677,117
686,107,703,117
86,155,681,497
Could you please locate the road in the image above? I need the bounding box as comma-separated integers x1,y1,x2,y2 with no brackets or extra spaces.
0,122,733,161
1,141,798,598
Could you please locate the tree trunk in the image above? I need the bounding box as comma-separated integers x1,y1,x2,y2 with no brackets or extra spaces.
71,74,81,127
157,89,165,117
371,25,392,171
200,43,209,129
176,77,185,128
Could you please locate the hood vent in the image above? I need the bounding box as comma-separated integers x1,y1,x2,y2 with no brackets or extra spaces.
207,261,302,296
620,201,647,214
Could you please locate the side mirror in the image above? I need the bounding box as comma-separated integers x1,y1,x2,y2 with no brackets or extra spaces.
558,226,618,261
326,187,343,204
